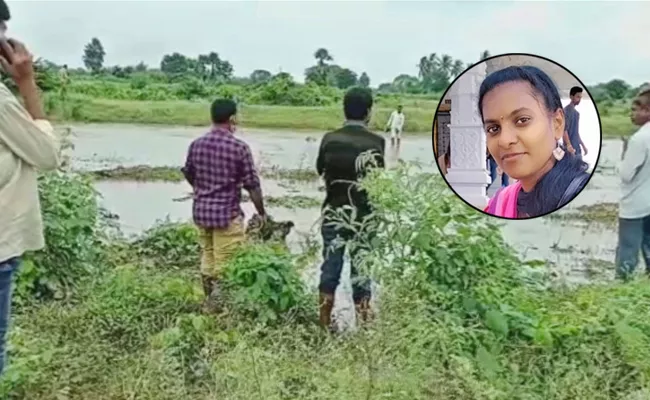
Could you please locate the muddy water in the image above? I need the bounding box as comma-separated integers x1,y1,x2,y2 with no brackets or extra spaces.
70,124,622,327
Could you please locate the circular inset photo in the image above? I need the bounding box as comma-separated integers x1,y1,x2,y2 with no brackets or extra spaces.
432,53,602,220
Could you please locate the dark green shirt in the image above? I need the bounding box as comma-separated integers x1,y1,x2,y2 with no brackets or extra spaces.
316,122,386,218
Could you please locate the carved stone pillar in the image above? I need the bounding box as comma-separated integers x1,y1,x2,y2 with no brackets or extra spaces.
445,62,491,209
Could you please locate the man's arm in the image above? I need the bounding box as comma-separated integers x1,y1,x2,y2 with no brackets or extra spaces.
563,110,575,153
375,137,386,169
240,143,266,217
181,143,195,187
575,113,587,154
0,84,60,171
385,112,394,127
316,136,327,176
619,137,647,184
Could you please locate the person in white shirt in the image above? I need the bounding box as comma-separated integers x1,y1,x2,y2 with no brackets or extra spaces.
615,88,650,280
385,105,405,147
0,1,61,376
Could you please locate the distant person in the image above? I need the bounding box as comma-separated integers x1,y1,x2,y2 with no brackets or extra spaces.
58,64,69,102
438,142,451,176
385,105,405,147
0,0,62,376
480,66,590,218
316,87,385,332
563,86,588,158
487,149,509,189
615,88,650,280
181,99,267,313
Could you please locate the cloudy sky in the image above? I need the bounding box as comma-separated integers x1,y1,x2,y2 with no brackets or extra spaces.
5,1,649,86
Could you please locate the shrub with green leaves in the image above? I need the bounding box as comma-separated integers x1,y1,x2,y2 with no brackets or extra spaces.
223,244,311,325
15,172,104,304
131,219,200,271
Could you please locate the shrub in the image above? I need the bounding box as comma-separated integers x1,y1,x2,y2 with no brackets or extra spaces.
222,244,311,325
15,172,105,304
131,219,200,271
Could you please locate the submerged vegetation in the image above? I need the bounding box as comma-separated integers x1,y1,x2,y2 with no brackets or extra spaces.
3,157,650,399
82,165,320,183
552,202,619,228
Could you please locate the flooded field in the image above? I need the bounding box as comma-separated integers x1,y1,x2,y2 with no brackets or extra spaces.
68,123,621,325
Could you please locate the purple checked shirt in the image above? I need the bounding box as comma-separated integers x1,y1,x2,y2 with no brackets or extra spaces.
181,127,261,229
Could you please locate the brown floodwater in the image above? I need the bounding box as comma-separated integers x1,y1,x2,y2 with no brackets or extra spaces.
69,123,623,329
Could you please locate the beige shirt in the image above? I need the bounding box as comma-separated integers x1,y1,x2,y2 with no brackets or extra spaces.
0,83,61,262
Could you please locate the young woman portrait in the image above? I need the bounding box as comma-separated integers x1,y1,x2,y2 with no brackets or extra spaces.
480,65,591,219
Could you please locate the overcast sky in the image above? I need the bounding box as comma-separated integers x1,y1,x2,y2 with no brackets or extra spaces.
6,1,649,86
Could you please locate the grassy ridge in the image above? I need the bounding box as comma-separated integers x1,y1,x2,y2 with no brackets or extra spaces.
44,94,636,138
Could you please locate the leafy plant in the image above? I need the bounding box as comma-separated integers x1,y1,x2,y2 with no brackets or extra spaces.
223,244,310,325
15,172,104,304
132,219,200,271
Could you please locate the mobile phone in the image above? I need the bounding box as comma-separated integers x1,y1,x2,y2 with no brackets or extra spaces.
0,34,14,60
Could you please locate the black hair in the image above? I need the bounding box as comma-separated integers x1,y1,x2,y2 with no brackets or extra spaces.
570,86,583,97
210,98,237,124
343,87,373,121
637,88,650,106
0,0,9,21
478,65,590,218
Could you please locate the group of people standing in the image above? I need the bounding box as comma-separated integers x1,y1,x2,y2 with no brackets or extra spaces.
182,87,386,331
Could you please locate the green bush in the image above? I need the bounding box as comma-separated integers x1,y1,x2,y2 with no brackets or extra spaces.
132,219,199,271
15,172,105,304
223,244,311,325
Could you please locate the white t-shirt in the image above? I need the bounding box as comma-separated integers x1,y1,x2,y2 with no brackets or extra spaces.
387,111,405,130
620,121,650,219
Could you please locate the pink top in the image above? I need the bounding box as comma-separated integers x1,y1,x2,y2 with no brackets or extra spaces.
484,181,523,218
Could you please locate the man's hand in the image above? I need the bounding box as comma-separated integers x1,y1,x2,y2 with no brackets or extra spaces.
0,39,35,85
0,38,46,120
568,146,576,155
581,144,588,156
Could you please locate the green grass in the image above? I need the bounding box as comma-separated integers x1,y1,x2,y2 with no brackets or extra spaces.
44,93,638,138
47,94,436,134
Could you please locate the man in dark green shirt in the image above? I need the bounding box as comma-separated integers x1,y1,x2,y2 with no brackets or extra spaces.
315,87,385,331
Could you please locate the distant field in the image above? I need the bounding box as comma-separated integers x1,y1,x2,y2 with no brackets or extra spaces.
44,93,636,138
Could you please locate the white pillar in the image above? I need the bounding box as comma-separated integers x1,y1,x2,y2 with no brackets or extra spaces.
445,62,491,209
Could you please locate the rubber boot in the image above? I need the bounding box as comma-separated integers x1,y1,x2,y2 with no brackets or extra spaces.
319,292,335,332
201,275,222,315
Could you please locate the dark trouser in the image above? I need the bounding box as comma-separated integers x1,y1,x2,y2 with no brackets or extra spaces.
0,257,20,376
487,157,508,188
319,219,371,303
615,216,650,280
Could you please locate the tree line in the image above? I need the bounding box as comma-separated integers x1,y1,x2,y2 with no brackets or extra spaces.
78,37,494,95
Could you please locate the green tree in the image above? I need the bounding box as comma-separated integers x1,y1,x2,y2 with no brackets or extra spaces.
82,38,105,74
314,48,333,67
392,74,420,93
250,69,272,84
160,53,191,76
359,72,370,88
480,50,491,60
451,60,465,77
603,79,631,100
325,65,357,89
135,62,147,72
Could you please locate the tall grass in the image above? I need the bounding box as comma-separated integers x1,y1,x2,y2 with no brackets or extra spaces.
2,159,650,399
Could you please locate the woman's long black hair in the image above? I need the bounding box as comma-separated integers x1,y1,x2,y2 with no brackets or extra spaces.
478,65,589,217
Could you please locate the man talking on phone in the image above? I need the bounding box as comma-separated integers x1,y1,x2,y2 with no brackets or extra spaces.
0,0,61,375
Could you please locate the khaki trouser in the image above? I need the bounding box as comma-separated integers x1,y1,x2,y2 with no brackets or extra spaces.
197,216,246,279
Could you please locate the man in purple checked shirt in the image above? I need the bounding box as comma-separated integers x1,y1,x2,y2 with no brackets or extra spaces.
182,99,267,314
